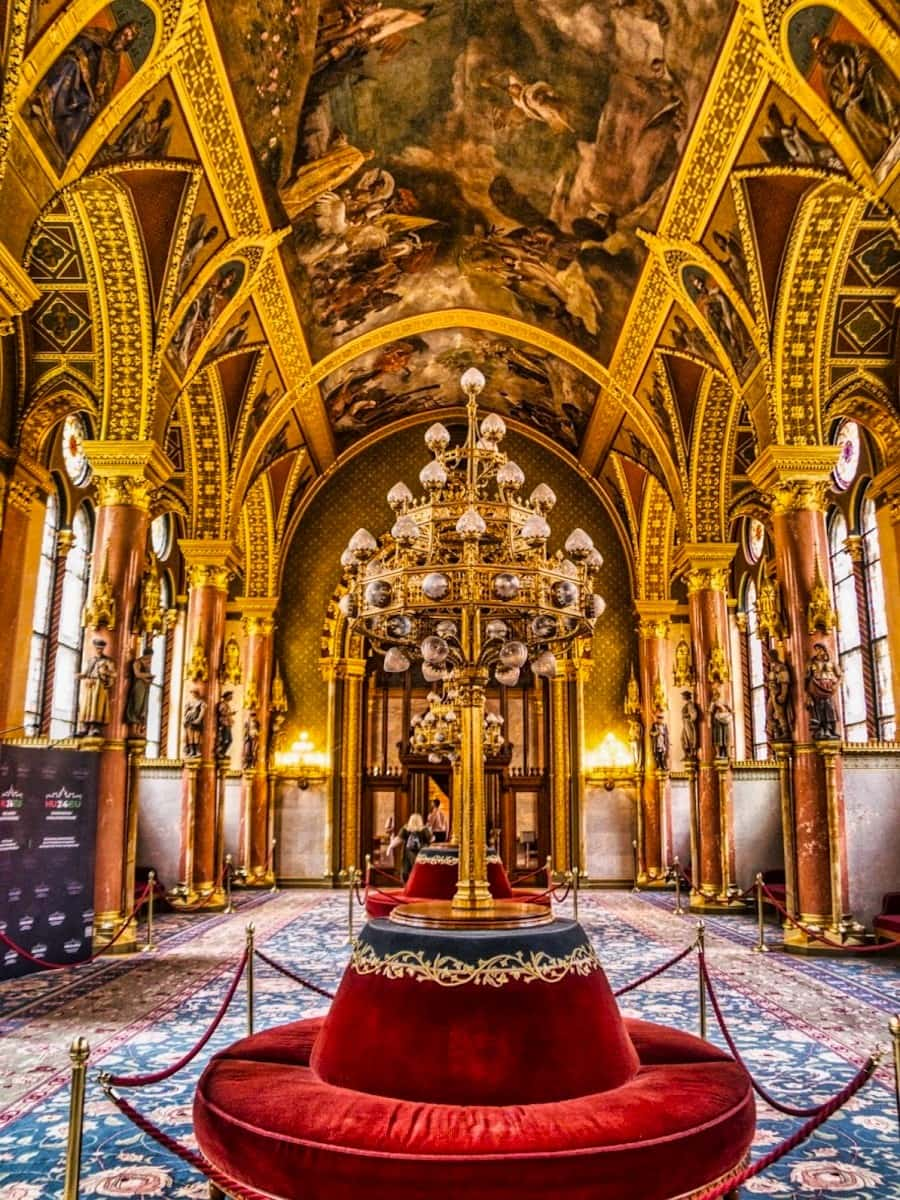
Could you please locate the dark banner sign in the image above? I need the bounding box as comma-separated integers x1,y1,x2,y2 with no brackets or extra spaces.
0,746,99,980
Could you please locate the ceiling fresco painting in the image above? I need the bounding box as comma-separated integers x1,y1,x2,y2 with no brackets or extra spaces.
27,0,72,50
24,0,156,172
203,302,265,368
680,263,758,384
320,327,598,451
740,84,845,172
167,257,246,378
215,0,736,362
659,301,718,371
93,76,193,166
175,182,228,298
786,5,900,178
239,353,287,457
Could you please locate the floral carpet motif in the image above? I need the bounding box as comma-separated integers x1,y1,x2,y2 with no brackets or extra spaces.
0,889,897,1199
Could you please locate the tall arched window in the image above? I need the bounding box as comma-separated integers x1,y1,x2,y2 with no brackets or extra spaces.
861,495,895,739
50,505,92,739
744,579,768,759
145,573,172,758
23,494,60,736
829,511,867,742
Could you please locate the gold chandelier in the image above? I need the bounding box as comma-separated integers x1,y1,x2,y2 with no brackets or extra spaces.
410,682,506,763
339,367,605,918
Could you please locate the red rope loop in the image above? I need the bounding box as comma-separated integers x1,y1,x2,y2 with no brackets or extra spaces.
550,881,572,903
760,882,899,953
105,1088,275,1200
255,948,336,999
699,951,863,1118
170,863,231,911
0,883,151,971
103,949,248,1087
688,1053,878,1200
613,943,694,997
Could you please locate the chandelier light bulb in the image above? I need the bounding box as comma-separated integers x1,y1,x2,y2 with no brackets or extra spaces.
587,547,604,570
420,459,448,490
422,572,450,600
495,664,521,687
338,593,356,618
383,647,411,673
589,594,607,618
480,412,506,444
499,640,528,668
565,528,595,561
340,548,357,570
436,619,458,639
424,422,451,452
421,635,449,663
391,515,419,545
520,514,550,543
485,619,509,641
386,614,412,638
456,506,486,538
530,483,556,513
349,528,378,560
497,461,525,490
460,367,486,395
533,650,558,678
387,482,414,510
422,662,447,683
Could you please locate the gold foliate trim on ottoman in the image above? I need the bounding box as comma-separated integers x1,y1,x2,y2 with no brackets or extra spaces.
349,940,601,988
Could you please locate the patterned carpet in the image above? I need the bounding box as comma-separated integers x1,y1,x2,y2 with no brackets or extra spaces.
0,888,898,1199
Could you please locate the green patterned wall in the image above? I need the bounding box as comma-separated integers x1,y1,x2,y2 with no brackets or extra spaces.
278,424,635,751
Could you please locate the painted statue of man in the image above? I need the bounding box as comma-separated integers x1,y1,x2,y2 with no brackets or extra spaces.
627,713,644,771
805,642,841,740
680,690,699,760
183,687,206,758
215,690,236,760
709,684,732,760
77,638,116,736
243,706,261,771
124,652,154,729
650,708,669,771
765,648,794,742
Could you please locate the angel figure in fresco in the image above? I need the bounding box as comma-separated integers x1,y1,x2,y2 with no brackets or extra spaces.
811,33,900,166
170,265,241,371
30,21,140,160
313,3,432,74
98,95,173,164
177,214,220,293
711,229,751,303
484,73,574,135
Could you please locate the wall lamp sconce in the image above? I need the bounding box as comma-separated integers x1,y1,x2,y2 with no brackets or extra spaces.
273,729,330,788
583,733,637,790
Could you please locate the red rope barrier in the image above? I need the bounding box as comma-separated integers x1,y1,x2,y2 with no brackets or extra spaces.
103,949,248,1088
255,948,335,1000
105,1088,275,1200
699,952,859,1117
0,883,151,971
613,944,694,997
688,1053,878,1200
760,882,899,953
170,863,230,911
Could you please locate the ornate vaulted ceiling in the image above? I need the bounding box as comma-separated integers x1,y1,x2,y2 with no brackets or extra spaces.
1,0,898,596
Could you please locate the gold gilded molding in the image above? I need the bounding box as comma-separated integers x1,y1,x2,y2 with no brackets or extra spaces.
83,440,173,510
241,614,275,639
692,374,736,543
240,477,276,599
746,444,840,512
350,940,601,987
180,538,242,588
674,543,737,592
184,639,209,682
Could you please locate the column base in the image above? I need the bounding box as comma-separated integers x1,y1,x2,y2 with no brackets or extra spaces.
689,891,747,915
639,873,671,890
169,888,227,912
92,913,139,956
782,921,868,955
241,869,276,889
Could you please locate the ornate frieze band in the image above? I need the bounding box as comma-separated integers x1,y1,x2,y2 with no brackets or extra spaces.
350,940,601,988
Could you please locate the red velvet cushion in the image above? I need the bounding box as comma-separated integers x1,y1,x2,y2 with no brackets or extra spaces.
194,1017,754,1200
873,914,900,937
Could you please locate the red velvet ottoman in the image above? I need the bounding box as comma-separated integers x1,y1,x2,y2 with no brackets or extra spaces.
873,892,900,943
366,843,551,919
195,919,753,1199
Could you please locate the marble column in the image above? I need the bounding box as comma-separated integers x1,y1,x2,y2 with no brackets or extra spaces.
238,598,277,885
674,544,739,911
749,448,860,949
81,442,173,952
871,463,900,727
176,540,241,907
0,454,51,733
634,604,675,883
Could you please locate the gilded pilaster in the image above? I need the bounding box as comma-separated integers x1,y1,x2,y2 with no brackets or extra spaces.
337,657,366,875
238,597,278,885
550,670,571,873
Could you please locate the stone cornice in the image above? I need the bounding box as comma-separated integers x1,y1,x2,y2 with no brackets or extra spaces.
746,446,840,496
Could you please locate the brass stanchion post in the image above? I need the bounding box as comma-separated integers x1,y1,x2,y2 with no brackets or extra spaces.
63,1036,89,1200
572,865,579,923
631,840,640,893
890,1015,900,1133
143,871,156,952
545,855,552,888
224,853,235,914
752,872,769,954
697,921,708,1040
269,838,278,893
246,923,255,1037
673,857,685,916
347,865,356,944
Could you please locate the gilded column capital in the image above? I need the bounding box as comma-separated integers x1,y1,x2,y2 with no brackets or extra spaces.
747,445,840,515
241,614,276,638
843,535,864,565
180,540,243,592
238,596,279,637
673,543,737,594
56,529,76,556
634,601,676,640
83,441,175,511
2,453,53,517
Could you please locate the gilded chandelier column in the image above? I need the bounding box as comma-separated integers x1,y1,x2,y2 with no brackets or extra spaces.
0,454,51,733
749,448,858,948
675,544,738,910
635,603,675,883
337,656,366,875
549,668,571,874
453,671,492,912
238,599,277,885
177,540,241,907
81,442,173,951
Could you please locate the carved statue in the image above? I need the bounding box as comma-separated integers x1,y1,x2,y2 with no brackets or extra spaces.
221,636,242,685
124,651,154,729
183,687,207,757
805,642,841,740
680,690,699,760
673,638,693,688
709,684,732,759
184,640,209,682
77,637,116,736
807,555,838,635
627,714,644,771
138,554,165,637
82,549,116,630
215,689,236,759
650,708,669,771
243,706,261,771
765,648,794,742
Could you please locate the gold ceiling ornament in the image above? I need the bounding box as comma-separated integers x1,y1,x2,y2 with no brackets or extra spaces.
808,552,839,636
184,639,209,682
82,547,115,630
338,367,605,918
755,576,786,642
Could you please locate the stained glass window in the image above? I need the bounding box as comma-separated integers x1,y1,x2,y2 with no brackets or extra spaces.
61,414,92,487
50,505,92,739
861,496,895,739
832,420,860,491
829,512,866,742
745,579,769,759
